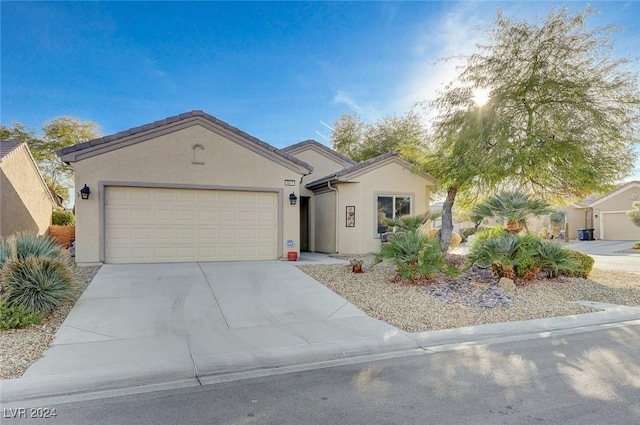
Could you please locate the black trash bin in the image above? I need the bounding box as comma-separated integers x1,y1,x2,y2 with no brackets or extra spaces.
586,228,595,241
577,228,587,241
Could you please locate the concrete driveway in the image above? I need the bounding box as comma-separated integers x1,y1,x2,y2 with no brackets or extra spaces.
565,240,640,273
9,260,415,399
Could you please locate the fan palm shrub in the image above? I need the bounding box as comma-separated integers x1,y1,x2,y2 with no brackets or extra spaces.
467,232,579,283
383,213,430,232
471,190,554,233
378,231,453,280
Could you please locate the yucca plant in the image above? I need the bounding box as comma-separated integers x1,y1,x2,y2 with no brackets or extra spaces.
14,233,67,263
2,257,75,315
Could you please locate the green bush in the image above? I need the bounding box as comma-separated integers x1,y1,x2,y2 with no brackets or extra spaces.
378,231,454,281
633,242,640,250
0,300,42,330
558,250,594,278
462,228,478,239
2,257,75,315
14,234,66,263
52,210,75,226
474,226,508,241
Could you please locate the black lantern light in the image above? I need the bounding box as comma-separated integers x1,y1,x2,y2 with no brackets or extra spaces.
79,184,91,200
289,192,298,206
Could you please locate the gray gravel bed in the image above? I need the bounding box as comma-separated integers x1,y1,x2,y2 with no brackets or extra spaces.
0,265,101,380
299,261,640,333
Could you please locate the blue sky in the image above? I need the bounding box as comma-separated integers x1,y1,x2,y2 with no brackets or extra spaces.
2,1,639,180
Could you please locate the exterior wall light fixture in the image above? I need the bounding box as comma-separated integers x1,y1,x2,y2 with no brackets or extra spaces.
289,192,298,205
80,184,91,200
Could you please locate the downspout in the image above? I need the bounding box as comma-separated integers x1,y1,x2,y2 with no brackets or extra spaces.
328,181,339,254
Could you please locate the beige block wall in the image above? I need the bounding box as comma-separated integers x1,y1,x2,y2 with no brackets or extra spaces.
0,146,52,237
336,162,432,255
72,125,303,263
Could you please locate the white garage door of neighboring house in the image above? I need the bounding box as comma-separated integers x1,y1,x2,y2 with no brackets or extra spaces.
601,211,640,241
105,187,278,263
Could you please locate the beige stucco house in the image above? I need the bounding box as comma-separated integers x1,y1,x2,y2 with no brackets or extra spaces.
0,141,56,238
566,181,640,241
58,111,435,264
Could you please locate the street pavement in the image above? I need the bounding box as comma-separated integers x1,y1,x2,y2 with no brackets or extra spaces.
564,240,640,272
3,321,640,425
1,249,639,404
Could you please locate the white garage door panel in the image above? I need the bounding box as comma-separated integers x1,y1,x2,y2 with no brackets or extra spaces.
602,212,640,241
105,187,278,263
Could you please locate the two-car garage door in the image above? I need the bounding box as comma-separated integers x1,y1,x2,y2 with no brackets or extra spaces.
105,187,278,263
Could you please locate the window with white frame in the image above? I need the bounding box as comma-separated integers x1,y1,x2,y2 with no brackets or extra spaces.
376,195,411,234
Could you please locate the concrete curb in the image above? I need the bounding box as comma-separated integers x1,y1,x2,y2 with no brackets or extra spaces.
3,305,640,404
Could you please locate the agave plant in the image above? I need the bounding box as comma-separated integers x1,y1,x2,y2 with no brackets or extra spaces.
471,190,553,233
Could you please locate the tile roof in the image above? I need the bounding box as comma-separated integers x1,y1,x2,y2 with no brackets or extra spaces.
577,180,640,207
305,151,434,189
0,141,22,161
57,110,312,172
281,139,356,165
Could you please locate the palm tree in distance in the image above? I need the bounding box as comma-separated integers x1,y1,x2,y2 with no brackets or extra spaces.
471,190,553,234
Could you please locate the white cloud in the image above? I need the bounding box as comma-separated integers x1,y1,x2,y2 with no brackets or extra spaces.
332,89,382,121
333,90,362,113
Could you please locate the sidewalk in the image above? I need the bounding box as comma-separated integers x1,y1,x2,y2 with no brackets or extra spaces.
2,254,640,404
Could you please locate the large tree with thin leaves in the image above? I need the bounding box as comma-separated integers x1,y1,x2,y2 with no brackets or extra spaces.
425,7,640,251
331,111,428,162
1,117,100,203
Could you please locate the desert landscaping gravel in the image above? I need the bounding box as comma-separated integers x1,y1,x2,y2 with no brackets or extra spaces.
0,265,101,380
2,254,639,380
298,259,640,333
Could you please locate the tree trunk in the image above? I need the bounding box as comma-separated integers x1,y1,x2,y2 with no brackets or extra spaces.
438,186,458,252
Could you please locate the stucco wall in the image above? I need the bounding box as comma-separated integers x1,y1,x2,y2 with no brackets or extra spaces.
593,184,640,240
0,145,52,237
567,184,640,241
314,191,336,253
566,206,590,240
72,124,303,263
335,162,432,255
291,149,348,197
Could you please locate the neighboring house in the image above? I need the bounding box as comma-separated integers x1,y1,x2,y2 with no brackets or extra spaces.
57,111,435,264
566,181,640,241
0,141,56,238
